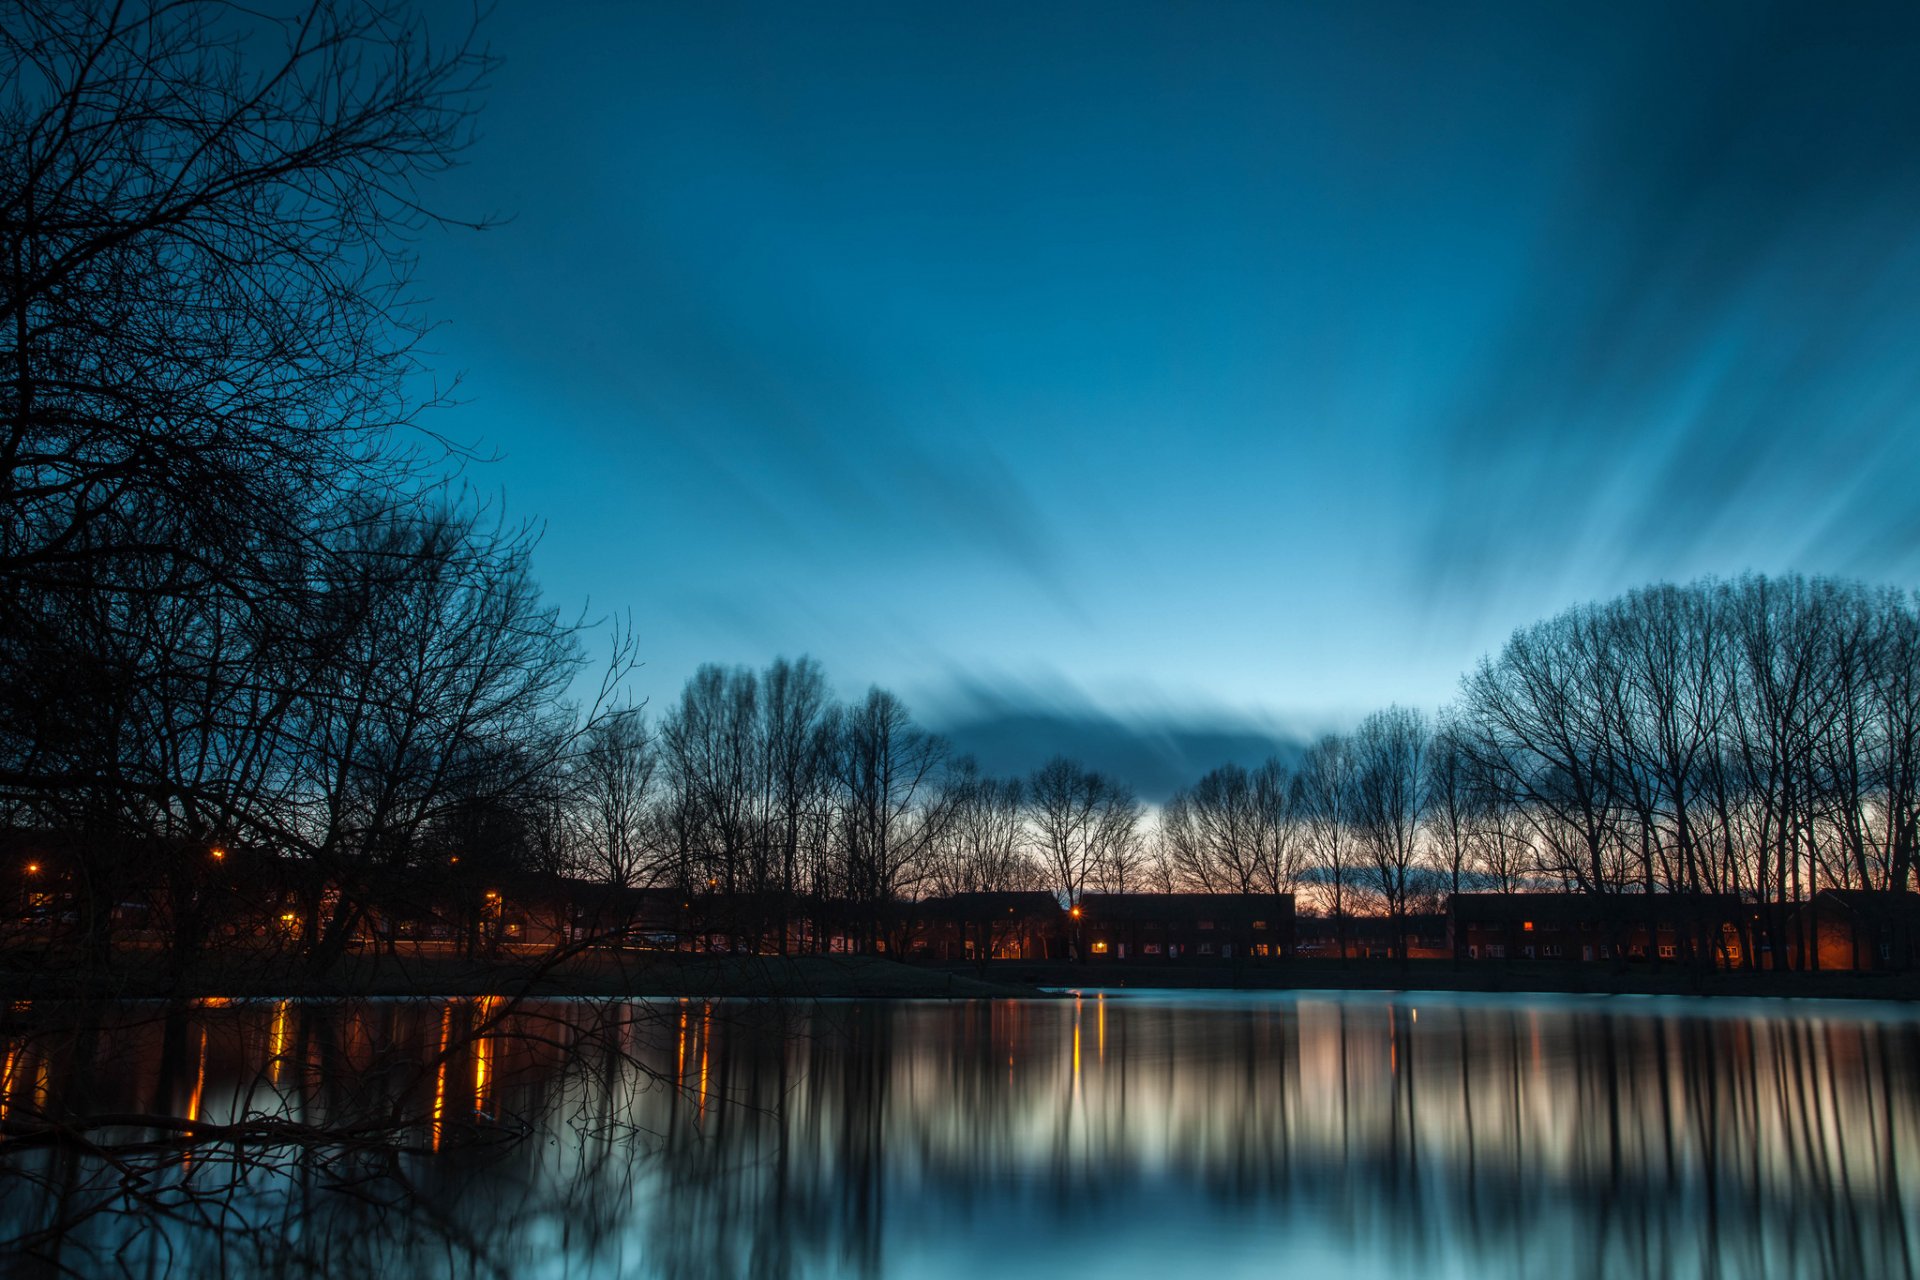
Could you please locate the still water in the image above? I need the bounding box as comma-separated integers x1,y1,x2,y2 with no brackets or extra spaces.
2,990,1917,1279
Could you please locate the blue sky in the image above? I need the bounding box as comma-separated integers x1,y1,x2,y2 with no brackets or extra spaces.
408,1,1920,782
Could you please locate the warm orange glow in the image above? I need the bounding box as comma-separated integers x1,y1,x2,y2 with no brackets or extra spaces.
472,996,498,1120
268,1000,290,1084
184,1026,208,1159
430,1002,452,1151
676,1007,687,1085
1071,906,1081,918
1523,921,1534,931
210,847,226,861
484,890,499,901
1073,1005,1082,1082
23,862,39,875
697,1003,712,1117
195,996,232,1009
0,1047,16,1121
449,855,461,865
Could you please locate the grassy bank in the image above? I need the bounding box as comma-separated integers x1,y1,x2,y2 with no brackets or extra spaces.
960,957,1920,1001
10,947,1918,1003
0,947,1042,1002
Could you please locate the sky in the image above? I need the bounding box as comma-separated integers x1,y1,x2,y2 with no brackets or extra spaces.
408,1,1920,792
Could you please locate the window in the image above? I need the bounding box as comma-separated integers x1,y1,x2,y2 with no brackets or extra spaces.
1658,944,1677,959
1252,920,1268,931
1543,944,1562,957
1198,942,1216,955
1144,943,1163,955
1253,944,1270,957
1486,944,1506,959
1198,920,1215,930
1090,941,1109,954
1522,921,1534,932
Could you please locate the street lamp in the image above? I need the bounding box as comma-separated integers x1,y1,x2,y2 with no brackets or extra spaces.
210,846,227,861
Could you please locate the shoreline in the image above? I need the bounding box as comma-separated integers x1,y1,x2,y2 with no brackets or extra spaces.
7,949,1920,1003
960,958,1920,1002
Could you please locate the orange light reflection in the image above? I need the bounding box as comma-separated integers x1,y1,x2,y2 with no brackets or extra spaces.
430,1002,452,1151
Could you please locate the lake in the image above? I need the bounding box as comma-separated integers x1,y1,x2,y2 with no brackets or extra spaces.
2,990,1916,1278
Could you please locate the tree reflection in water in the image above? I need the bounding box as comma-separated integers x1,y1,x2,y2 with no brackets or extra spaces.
1,992,1916,1279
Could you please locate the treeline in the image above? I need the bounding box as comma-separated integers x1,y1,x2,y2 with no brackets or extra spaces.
1151,575,1920,963
1446,576,1920,950
579,656,1146,948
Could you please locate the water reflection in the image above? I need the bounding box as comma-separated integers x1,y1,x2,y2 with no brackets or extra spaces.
1,992,1917,1278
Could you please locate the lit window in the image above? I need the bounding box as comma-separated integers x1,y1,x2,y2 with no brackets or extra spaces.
1144,943,1163,955
1658,944,1677,959
1090,941,1109,954
1252,920,1268,931
1522,921,1534,932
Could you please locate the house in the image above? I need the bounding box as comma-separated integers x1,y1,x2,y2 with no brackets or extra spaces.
1077,892,1295,961
1323,912,1450,959
1801,889,1920,972
1447,892,1748,966
915,892,1066,961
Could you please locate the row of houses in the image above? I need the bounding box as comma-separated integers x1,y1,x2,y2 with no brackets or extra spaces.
7,838,1917,971
1447,890,1920,972
918,889,1920,972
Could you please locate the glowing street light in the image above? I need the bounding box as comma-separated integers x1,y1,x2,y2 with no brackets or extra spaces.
210,847,227,861
24,861,40,876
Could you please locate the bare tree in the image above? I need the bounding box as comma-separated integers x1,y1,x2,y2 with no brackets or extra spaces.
1252,757,1307,895
1427,718,1479,903
835,688,951,949
1162,763,1267,894
1353,706,1430,960
759,656,834,951
1026,756,1141,909
928,759,1034,897
1297,734,1358,958
0,1,488,604
661,665,761,901
578,710,657,891
279,499,590,973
